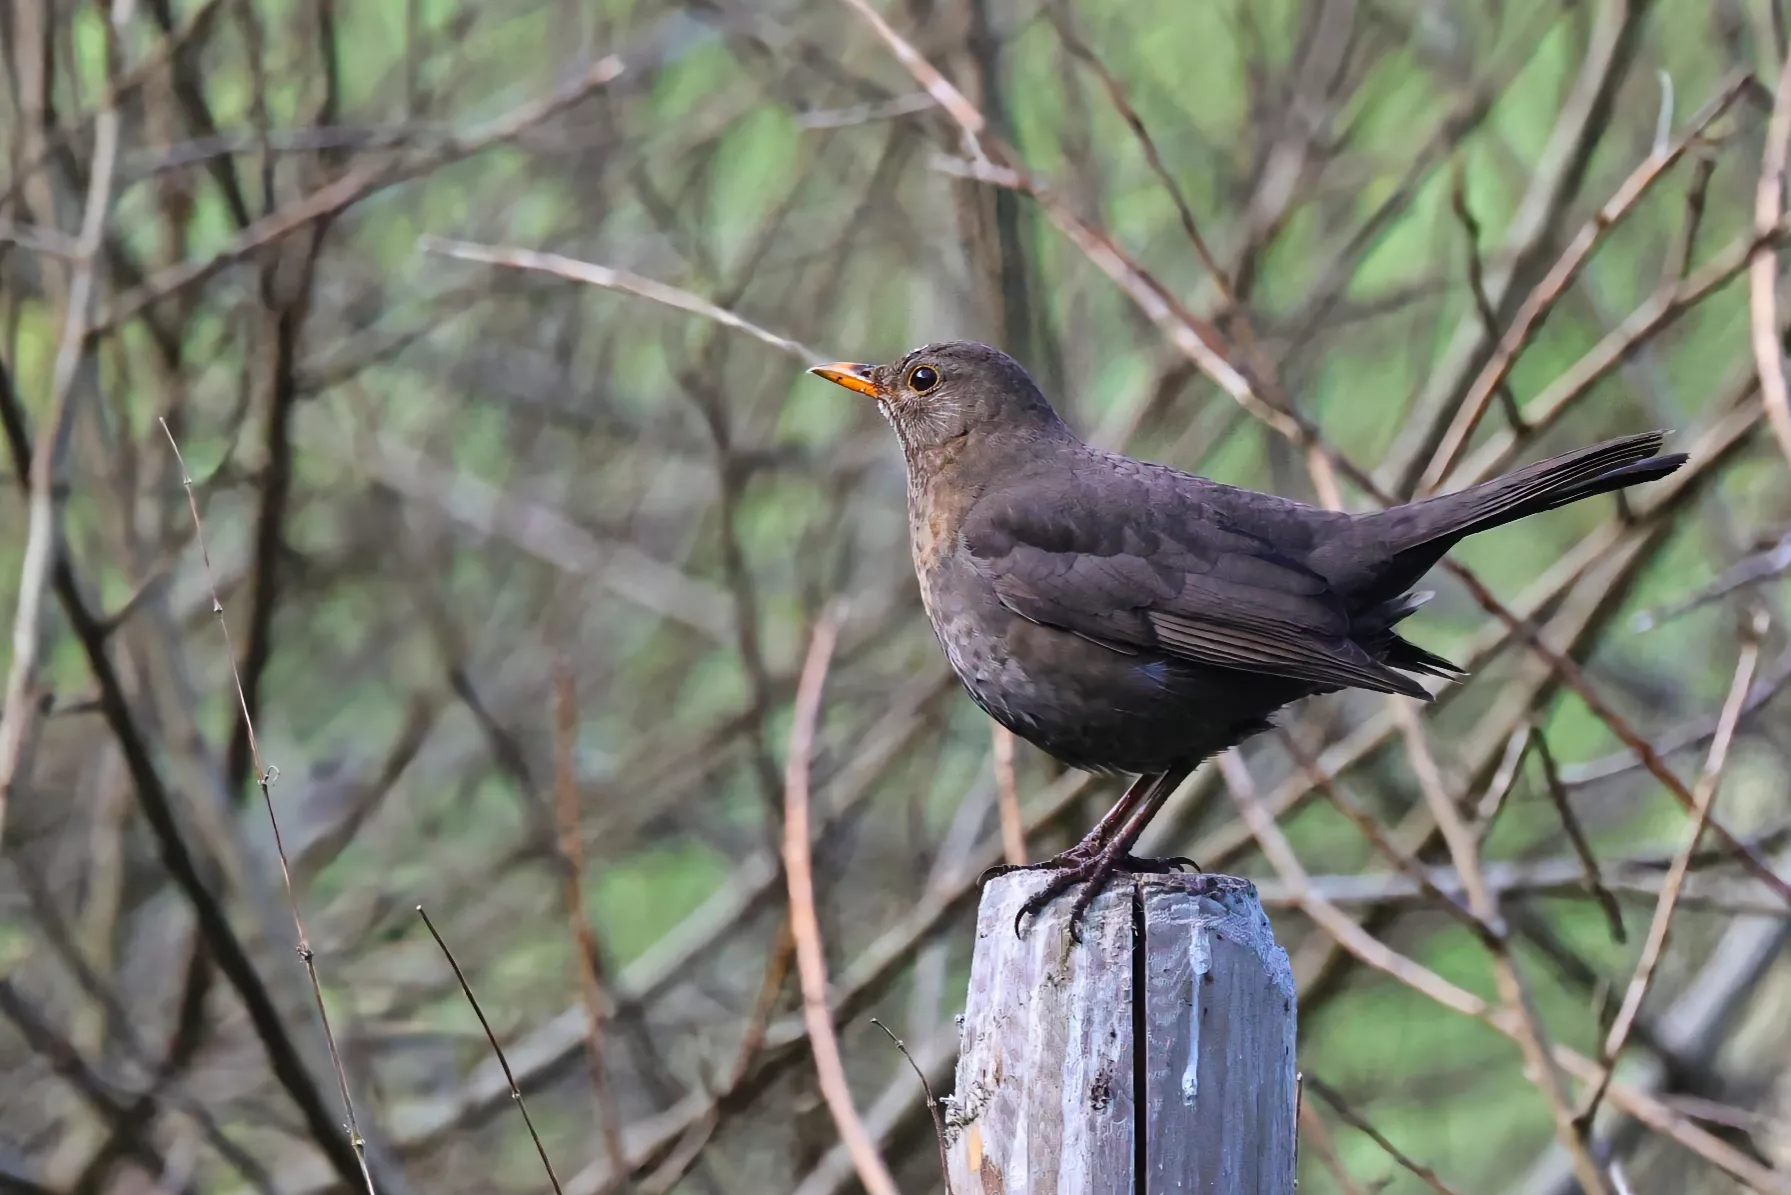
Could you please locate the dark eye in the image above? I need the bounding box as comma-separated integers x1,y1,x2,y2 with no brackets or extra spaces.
908,365,940,393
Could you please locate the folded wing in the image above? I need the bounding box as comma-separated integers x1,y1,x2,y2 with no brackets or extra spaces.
962,480,1431,700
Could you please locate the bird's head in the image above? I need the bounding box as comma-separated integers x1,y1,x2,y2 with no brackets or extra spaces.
808,341,1067,457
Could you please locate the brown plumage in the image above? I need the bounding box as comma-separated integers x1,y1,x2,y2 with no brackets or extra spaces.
810,341,1686,937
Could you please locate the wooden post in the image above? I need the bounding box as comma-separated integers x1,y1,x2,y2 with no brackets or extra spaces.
946,871,1297,1194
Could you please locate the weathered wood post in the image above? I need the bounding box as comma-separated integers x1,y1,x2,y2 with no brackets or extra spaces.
946,871,1297,1194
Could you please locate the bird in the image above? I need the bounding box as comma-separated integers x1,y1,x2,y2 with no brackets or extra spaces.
808,341,1686,937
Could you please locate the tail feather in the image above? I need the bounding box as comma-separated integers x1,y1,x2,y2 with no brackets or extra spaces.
1353,432,1685,566
1394,431,1683,546
1332,430,1687,634
1385,636,1465,678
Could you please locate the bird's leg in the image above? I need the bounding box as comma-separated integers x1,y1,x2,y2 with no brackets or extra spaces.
978,770,1158,885
1011,764,1200,939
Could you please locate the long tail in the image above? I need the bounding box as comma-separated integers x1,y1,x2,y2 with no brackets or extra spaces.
1389,431,1684,543
1337,431,1687,613
1368,431,1682,553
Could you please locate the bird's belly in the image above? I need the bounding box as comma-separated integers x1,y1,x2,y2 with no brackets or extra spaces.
921,574,1298,774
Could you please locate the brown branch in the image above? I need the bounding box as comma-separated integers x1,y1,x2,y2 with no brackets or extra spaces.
991,725,1026,866
416,906,563,1195
1218,748,1789,1194
1472,725,1533,836
1042,3,1232,303
0,0,129,842
554,663,626,1173
1448,564,1790,904
88,55,624,339
831,0,988,148
1296,1098,1366,1195
1448,161,1526,433
1420,72,1752,494
1585,615,1766,1126
417,237,823,362
157,420,377,1194
780,601,899,1195
1392,700,1612,1195
868,1019,952,1195
1303,1075,1463,1195
0,369,373,1193
1753,52,1791,476
1530,724,1627,944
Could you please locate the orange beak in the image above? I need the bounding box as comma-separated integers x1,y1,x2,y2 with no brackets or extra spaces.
807,362,879,398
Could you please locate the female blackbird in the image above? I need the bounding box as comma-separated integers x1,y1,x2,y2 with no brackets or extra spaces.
810,341,1685,937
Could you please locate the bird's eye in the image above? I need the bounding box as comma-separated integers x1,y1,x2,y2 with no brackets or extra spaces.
908,365,940,393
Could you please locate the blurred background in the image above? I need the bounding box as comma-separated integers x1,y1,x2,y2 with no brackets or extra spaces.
2,0,1791,1192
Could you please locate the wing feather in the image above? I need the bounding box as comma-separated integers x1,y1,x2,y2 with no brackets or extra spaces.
962,479,1431,700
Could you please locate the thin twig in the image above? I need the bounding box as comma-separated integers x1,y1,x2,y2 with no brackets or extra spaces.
1448,565,1791,904
1420,72,1752,494
0,0,132,842
1393,701,1612,1195
553,663,626,1173
89,55,624,339
781,602,898,1195
157,420,377,1195
1531,724,1626,943
1450,212,1791,490
416,906,563,1195
832,0,987,150
1043,3,1233,302
869,1019,952,1195
1754,49,1791,477
1631,530,1791,632
1220,748,1790,1194
1297,1099,1366,1195
1586,614,1766,1126
631,918,794,1195
1473,725,1533,836
1276,729,1485,939
420,236,823,362
1303,1075,1464,1195
1665,150,1718,284
1448,161,1526,431
991,725,1026,866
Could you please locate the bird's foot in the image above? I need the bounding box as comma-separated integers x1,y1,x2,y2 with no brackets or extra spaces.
997,845,1200,941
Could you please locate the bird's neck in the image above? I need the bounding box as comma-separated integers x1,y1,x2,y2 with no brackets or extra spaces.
903,422,1080,566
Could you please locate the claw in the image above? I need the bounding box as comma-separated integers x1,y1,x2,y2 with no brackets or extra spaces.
1013,867,1090,938
979,862,1021,887
992,843,1195,940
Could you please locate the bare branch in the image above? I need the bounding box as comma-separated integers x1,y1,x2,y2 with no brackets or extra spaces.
991,725,1026,866
157,421,377,1195
1753,51,1791,476
781,601,899,1195
0,0,132,841
417,906,564,1195
419,237,823,362
554,664,626,1173
1530,724,1627,943
1587,614,1766,1124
